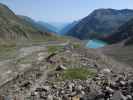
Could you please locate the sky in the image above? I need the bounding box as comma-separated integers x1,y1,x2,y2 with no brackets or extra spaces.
0,0,133,22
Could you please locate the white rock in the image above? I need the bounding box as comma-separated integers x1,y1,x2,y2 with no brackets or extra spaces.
56,65,67,71
38,56,44,61
126,95,132,100
106,86,114,93
101,68,111,74
76,85,83,91
120,81,126,86
42,86,50,91
47,95,53,100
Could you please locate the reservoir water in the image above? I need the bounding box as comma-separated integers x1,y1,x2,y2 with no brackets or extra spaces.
86,39,107,48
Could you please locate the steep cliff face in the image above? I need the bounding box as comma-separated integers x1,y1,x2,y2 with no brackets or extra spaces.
66,9,133,40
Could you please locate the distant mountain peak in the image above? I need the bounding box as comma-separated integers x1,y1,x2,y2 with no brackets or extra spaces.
66,8,133,40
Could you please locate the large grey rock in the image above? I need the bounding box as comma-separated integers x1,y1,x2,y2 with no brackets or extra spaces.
56,65,67,71
111,91,123,100
47,95,54,100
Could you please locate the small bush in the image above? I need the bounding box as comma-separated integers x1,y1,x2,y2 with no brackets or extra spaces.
72,43,81,49
62,68,96,80
47,46,64,53
0,45,17,60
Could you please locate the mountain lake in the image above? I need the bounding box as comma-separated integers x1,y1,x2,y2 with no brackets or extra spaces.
86,39,108,48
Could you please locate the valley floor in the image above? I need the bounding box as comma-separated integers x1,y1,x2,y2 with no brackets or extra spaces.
0,40,133,100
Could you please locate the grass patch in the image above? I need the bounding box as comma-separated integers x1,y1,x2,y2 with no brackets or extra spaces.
0,45,17,60
62,68,96,80
31,35,68,43
47,46,64,53
16,54,36,64
72,43,81,49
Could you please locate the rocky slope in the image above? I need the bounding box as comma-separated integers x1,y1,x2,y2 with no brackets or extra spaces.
100,18,133,44
66,9,133,40
0,3,133,100
100,43,133,67
0,39,132,100
37,21,58,33
19,16,57,33
0,3,51,42
18,15,54,32
100,18,133,67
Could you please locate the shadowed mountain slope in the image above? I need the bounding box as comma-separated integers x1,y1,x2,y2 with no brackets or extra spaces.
67,9,133,40
101,18,133,66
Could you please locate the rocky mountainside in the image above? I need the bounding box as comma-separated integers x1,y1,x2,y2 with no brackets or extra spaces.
101,18,133,44
1,3,133,100
18,16,57,33
37,21,58,33
100,42,133,68
49,22,71,32
100,18,133,67
0,3,51,41
66,9,133,40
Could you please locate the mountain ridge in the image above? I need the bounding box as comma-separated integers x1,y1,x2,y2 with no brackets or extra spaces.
0,3,53,42
59,21,78,34
66,8,133,40
18,15,57,33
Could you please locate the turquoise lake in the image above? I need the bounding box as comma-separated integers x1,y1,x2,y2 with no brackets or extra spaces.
86,39,107,48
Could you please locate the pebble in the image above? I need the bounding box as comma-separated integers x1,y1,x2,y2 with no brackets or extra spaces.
2,68,133,100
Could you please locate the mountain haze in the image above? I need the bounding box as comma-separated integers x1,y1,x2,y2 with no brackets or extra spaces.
37,21,58,33
59,21,78,34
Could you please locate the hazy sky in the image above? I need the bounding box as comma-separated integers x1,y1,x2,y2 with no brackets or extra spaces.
0,0,133,22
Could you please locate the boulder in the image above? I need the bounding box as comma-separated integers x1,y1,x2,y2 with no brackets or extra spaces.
76,85,83,92
101,68,111,74
111,91,124,100
56,65,67,71
71,96,80,100
67,82,75,91
62,95,70,100
47,95,54,100
106,86,114,94
35,86,50,92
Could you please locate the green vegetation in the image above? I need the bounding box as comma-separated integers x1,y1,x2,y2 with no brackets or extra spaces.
72,43,81,49
47,46,64,53
0,45,17,60
62,68,96,80
16,56,34,64
43,35,68,42
31,35,68,45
